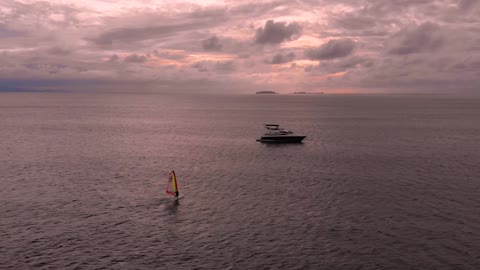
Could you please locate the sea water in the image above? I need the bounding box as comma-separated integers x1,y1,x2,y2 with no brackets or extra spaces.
1,93,479,269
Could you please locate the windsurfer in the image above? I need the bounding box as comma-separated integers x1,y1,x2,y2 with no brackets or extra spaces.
166,170,180,200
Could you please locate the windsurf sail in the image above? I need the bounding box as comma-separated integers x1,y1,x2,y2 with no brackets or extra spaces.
166,170,179,196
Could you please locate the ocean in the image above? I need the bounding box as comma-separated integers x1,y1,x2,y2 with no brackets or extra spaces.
1,92,479,269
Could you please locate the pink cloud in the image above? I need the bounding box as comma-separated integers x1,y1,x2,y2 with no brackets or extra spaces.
1,0,480,93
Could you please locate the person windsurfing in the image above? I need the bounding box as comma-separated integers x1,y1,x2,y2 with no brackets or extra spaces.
166,170,180,200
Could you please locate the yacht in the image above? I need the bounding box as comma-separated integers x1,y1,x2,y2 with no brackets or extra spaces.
256,124,306,143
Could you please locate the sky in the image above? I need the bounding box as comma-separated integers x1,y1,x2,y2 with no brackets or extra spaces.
1,0,479,93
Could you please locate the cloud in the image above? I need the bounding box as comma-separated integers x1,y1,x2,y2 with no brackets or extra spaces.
124,54,148,63
202,36,222,51
254,20,302,44
153,50,187,60
108,54,120,62
88,24,188,48
305,39,356,60
231,0,289,17
190,60,236,73
333,14,377,30
215,61,235,72
458,0,478,11
23,63,68,74
387,22,444,55
87,14,222,49
47,46,72,56
0,27,24,38
192,61,209,72
312,56,374,74
1,0,480,93
0,1,81,29
265,52,295,64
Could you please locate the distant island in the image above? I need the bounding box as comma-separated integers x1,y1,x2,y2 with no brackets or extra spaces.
256,91,277,94
255,91,326,94
291,91,325,94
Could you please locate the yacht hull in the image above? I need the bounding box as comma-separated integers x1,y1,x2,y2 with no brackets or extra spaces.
256,135,306,143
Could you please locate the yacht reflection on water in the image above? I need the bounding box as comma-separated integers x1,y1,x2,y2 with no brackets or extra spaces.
256,124,306,143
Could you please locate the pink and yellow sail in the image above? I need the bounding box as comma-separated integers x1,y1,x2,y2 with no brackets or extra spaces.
166,170,179,196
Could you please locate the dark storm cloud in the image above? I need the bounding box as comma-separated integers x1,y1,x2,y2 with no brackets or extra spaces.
123,54,148,63
254,20,302,45
202,36,222,51
265,52,295,64
387,22,444,55
305,39,355,60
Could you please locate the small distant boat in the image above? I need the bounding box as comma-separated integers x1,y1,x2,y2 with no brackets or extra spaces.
256,124,306,143
166,170,179,198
